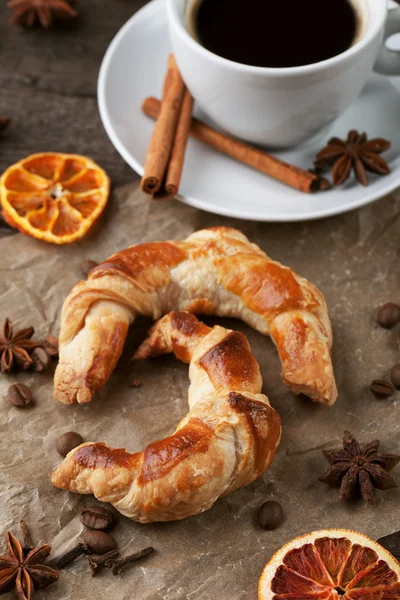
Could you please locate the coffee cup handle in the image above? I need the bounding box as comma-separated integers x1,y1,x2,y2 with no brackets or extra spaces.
374,0,400,75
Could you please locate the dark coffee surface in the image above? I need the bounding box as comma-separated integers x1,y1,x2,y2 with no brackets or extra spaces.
193,0,358,68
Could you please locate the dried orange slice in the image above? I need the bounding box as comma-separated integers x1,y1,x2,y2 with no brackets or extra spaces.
259,529,400,599
0,153,110,244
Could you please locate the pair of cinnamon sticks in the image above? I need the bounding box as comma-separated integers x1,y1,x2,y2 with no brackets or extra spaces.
141,55,328,197
141,55,193,200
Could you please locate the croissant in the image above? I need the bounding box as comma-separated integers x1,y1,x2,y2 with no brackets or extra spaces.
51,311,282,522
54,226,337,405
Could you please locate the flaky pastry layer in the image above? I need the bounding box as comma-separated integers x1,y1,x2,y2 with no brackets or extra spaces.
51,312,282,522
54,226,337,405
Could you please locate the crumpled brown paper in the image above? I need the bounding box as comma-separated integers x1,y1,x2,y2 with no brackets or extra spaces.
1,182,400,600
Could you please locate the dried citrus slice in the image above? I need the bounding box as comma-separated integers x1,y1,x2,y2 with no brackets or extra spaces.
0,153,110,244
259,529,400,600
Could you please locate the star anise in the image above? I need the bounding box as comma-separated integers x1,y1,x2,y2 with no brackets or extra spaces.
314,130,391,186
7,0,77,28
0,318,38,374
319,431,400,504
0,521,59,600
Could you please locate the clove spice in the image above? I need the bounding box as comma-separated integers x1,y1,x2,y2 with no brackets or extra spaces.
86,550,119,576
56,542,90,568
106,546,154,575
20,519,33,554
377,531,400,561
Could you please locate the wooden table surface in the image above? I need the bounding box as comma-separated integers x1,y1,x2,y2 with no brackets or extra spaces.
0,0,148,237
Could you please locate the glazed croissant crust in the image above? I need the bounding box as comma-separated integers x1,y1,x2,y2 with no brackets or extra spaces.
54,226,337,405
51,311,282,522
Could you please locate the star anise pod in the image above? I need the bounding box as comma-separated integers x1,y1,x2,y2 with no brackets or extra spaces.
0,117,11,134
314,130,391,186
0,521,59,600
7,0,77,28
0,318,38,374
319,431,400,504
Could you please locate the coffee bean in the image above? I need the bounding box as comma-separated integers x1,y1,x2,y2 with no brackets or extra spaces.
81,530,117,555
390,364,400,390
56,431,84,456
31,347,50,373
370,379,394,399
256,500,284,530
7,384,33,408
81,259,98,278
41,335,59,358
376,303,400,329
81,506,114,531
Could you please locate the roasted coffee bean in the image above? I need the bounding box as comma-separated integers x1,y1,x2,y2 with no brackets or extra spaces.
81,259,98,278
81,506,114,531
41,335,59,358
7,383,33,408
376,303,400,329
370,379,394,399
256,501,284,530
56,431,84,456
81,530,117,555
390,364,400,390
31,347,50,373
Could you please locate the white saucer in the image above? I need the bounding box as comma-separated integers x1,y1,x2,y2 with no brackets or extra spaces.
98,0,400,222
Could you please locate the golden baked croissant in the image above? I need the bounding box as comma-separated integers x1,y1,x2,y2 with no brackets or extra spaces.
51,311,282,522
54,226,337,405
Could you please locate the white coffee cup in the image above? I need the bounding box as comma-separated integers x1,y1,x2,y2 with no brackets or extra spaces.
166,0,387,147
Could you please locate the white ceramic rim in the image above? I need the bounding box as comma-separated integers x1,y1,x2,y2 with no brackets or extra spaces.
166,0,387,76
97,0,400,223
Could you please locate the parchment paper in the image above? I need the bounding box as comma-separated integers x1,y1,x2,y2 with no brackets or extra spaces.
1,182,400,600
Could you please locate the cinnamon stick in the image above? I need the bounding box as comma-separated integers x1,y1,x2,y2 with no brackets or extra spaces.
141,55,186,195
153,89,194,200
141,96,328,193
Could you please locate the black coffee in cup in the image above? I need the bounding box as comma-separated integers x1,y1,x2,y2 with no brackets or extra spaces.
189,0,361,68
